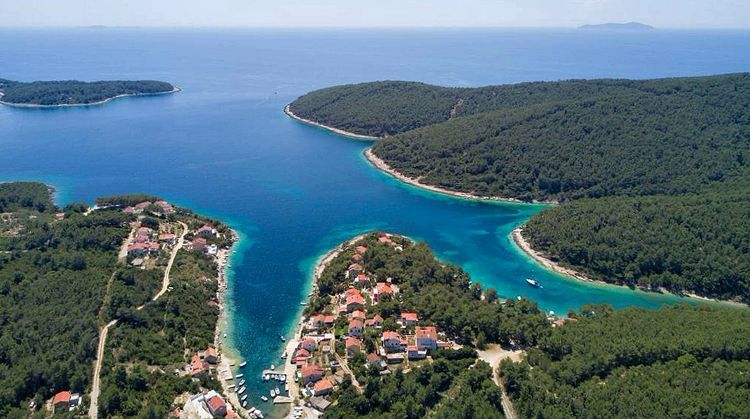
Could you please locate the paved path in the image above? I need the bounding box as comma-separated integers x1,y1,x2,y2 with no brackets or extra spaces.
88,221,187,418
477,344,524,419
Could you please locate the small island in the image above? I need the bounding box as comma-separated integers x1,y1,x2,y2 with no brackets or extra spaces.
0,78,179,107
579,22,654,30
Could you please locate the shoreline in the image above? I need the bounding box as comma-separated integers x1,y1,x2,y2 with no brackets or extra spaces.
0,86,181,108
364,148,557,205
284,105,380,141
511,227,746,308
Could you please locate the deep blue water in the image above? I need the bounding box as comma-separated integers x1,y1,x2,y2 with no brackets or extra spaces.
2,28,749,410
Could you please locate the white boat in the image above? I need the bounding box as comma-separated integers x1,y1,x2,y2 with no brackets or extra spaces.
280,352,287,359
239,361,247,367
275,386,281,395
241,394,248,402
239,379,246,386
270,389,275,397
256,410,264,418
223,333,227,338
235,374,244,379
270,364,275,370
526,278,542,288
260,396,268,402
262,374,270,381
279,335,286,342
238,386,246,395
241,400,247,408
299,302,307,306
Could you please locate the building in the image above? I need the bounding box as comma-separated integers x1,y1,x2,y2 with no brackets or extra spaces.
158,233,176,243
312,379,334,396
373,282,394,302
302,364,324,385
52,391,71,413
295,348,311,366
407,344,427,360
346,337,361,358
347,263,362,278
351,253,363,263
127,242,148,256
301,337,317,352
351,310,366,321
355,245,367,254
416,326,438,351
310,314,325,329
382,331,405,353
206,393,227,417
190,354,210,377
366,353,385,370
348,318,364,337
197,224,216,238
353,272,370,287
192,237,207,252
400,312,419,326
201,346,218,364
345,294,365,312
365,314,384,328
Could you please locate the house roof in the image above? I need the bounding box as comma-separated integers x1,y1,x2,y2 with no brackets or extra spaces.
344,288,362,298
373,314,384,322
302,337,317,346
352,253,362,261
204,346,217,357
324,315,336,323
355,245,367,253
206,395,226,412
366,353,380,363
313,379,333,392
53,391,71,405
159,233,176,240
193,237,207,245
351,310,366,319
382,331,401,341
348,263,362,271
401,312,418,322
302,364,324,377
346,295,364,306
346,337,361,348
349,318,364,330
296,348,311,358
416,326,437,340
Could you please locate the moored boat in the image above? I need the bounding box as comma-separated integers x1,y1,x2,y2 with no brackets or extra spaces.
239,361,247,367
526,277,542,288
260,395,268,402
238,386,246,395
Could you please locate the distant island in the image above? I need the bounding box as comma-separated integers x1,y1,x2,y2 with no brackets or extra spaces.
287,73,750,304
0,79,178,107
579,22,654,30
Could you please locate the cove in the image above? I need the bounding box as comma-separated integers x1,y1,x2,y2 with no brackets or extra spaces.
2,28,749,411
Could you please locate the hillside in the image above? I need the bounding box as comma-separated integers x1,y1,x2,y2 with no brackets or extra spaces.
288,74,750,302
0,79,176,106
501,304,750,418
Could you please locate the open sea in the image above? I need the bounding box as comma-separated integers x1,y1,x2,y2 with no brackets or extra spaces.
1,28,749,413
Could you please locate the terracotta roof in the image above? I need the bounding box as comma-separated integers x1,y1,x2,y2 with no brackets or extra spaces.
367,353,380,362
373,314,384,322
416,326,437,340
204,346,217,357
346,295,364,306
348,263,362,271
351,310,366,319
324,315,336,323
302,364,324,377
206,395,226,412
383,331,401,341
53,391,71,405
158,233,176,240
344,288,362,298
346,337,361,348
313,379,333,392
349,318,364,330
401,312,418,322
356,245,367,253
296,348,311,358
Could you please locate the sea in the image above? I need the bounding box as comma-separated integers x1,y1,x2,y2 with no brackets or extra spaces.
1,27,749,413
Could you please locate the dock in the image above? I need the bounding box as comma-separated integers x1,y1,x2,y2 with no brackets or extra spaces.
273,396,293,404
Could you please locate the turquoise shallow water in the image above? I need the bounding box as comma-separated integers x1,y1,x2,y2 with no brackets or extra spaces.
1,28,749,411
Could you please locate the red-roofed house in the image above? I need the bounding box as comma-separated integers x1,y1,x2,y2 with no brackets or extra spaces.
53,391,71,412
353,272,370,287
351,253,363,263
201,346,218,364
373,282,394,302
135,201,151,209
310,314,325,330
348,318,364,337
346,337,361,358
347,263,362,278
355,245,367,253
127,242,149,256
400,312,419,326
323,315,336,325
158,233,176,243
382,331,405,353
379,235,393,244
197,224,216,238
365,314,384,328
192,237,207,252
301,337,317,352
344,288,362,299
351,310,366,321
295,347,311,366
416,326,438,351
149,242,161,254
366,353,385,370
345,294,365,312
302,364,324,385
313,379,334,396
206,394,227,417
407,344,427,360
190,354,209,377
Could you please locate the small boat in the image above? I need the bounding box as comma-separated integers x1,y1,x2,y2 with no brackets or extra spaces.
260,395,268,402
275,386,281,395
239,379,246,386
241,400,247,408
279,335,286,342
241,394,248,402
270,364,275,370
256,410,264,418
270,389,275,397
526,278,542,288
239,361,247,367
299,302,307,306
238,386,246,395
223,333,227,338
235,374,244,379
280,352,287,359
262,374,270,381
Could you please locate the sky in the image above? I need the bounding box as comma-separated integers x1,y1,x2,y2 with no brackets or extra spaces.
1,0,749,29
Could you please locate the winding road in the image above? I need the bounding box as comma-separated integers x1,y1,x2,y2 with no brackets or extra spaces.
88,221,187,418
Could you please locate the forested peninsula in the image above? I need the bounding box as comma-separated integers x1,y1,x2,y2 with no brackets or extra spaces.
288,73,750,303
0,79,177,107
0,182,238,418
